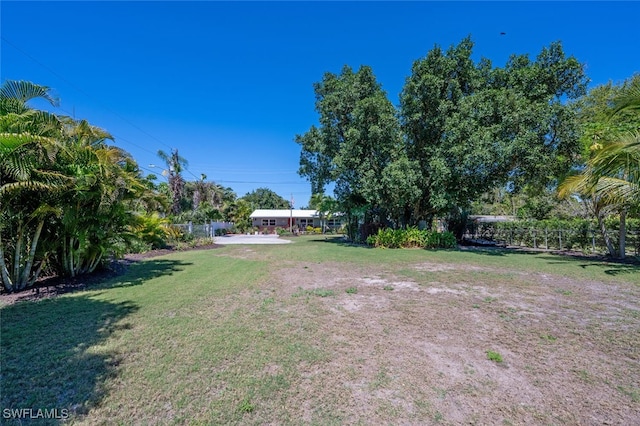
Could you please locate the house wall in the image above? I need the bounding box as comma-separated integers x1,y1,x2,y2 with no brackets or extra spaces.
252,217,342,231
252,217,291,230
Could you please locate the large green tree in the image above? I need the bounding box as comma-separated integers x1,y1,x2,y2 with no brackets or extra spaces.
240,187,291,210
400,37,587,224
296,65,419,239
297,39,586,239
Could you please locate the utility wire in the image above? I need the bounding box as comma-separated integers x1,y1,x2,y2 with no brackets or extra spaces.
1,36,173,152
1,37,312,193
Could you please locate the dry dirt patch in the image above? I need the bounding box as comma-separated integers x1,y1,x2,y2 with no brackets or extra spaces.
268,260,640,424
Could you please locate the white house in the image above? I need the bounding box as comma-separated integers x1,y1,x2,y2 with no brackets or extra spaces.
249,209,341,232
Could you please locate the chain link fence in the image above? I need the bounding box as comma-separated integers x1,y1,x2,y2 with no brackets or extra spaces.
173,221,234,239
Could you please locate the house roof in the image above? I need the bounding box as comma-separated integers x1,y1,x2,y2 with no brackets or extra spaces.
250,209,320,219
468,215,515,223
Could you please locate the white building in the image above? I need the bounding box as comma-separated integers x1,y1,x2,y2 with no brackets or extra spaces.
250,209,341,231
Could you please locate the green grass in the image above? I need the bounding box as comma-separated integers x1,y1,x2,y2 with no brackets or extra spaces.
486,350,504,363
293,287,335,298
1,235,638,424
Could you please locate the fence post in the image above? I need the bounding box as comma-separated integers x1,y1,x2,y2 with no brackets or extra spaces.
188,221,193,235
559,230,562,250
533,229,537,249
545,228,548,250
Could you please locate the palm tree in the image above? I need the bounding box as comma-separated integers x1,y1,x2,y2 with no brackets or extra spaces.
559,170,620,257
224,199,252,232
56,120,148,276
0,81,68,291
559,76,639,258
1,80,155,287
309,193,338,233
157,148,188,216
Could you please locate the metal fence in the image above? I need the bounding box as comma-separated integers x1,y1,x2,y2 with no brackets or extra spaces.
173,221,234,239
466,225,640,256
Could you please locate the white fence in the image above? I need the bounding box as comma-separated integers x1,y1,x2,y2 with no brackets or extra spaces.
173,221,234,238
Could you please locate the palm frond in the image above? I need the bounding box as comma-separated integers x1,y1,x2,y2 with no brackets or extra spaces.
0,180,60,195
0,80,59,107
594,176,639,205
590,132,640,187
611,78,640,115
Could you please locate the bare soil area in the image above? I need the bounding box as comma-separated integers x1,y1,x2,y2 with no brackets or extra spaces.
263,259,640,424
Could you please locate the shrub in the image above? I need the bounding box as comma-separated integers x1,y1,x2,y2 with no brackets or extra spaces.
367,228,457,249
131,213,169,249
275,227,293,236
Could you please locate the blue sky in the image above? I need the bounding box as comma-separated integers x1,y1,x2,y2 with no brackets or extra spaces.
2,1,639,208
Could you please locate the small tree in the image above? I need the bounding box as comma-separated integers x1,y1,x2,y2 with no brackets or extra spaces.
157,148,188,216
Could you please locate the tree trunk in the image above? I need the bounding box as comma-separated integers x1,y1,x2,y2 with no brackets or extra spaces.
619,209,627,259
598,213,616,257
1,219,46,291
0,232,14,291
19,219,45,289
13,223,24,286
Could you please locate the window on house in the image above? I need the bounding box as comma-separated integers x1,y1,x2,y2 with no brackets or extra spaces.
269,219,276,226
261,219,269,226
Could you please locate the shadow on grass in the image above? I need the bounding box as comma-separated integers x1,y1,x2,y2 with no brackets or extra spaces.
3,259,194,304
457,246,512,256
1,295,138,424
95,258,193,290
536,254,640,276
308,235,375,249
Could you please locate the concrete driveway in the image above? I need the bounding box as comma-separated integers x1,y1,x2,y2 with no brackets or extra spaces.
215,234,292,245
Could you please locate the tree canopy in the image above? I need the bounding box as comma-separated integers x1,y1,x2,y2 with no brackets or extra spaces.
297,38,588,239
240,187,291,210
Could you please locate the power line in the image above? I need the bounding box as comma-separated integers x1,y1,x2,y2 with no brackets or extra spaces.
33,102,161,158
1,37,314,194
213,180,309,185
1,36,173,152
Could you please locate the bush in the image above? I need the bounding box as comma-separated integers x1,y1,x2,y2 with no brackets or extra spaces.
276,227,293,236
131,213,169,249
367,227,457,249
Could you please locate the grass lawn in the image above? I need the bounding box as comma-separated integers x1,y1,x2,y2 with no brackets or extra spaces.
1,236,639,424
